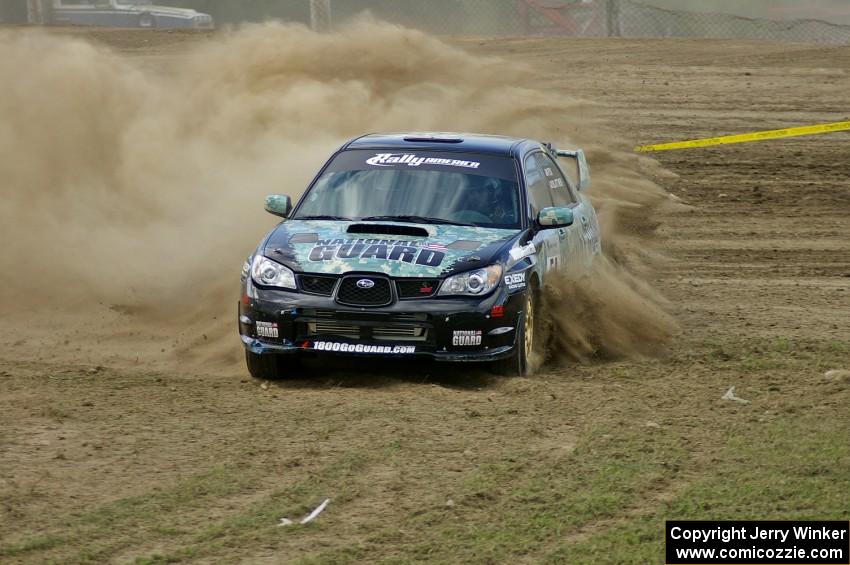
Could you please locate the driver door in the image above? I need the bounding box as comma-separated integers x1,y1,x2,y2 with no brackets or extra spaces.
523,153,562,274
535,152,595,269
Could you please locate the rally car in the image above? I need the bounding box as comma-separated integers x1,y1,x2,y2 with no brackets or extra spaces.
238,132,601,378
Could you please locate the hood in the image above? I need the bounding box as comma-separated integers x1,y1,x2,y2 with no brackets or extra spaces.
262,220,519,278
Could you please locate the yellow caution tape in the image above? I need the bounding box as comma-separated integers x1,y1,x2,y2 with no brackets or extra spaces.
635,120,850,152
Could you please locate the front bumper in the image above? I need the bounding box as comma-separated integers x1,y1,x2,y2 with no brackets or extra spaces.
238,285,524,362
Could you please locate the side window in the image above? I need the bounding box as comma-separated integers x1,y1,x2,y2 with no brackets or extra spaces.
536,153,578,207
523,153,553,219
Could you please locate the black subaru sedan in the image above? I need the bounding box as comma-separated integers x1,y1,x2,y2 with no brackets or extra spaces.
239,132,600,378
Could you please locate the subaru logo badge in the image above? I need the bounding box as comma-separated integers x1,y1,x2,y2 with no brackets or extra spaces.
356,279,375,289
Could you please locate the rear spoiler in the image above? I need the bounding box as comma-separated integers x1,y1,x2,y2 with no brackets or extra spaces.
553,148,590,191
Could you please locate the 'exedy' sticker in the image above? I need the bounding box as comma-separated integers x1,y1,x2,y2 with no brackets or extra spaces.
366,153,481,169
309,238,445,266
504,272,526,291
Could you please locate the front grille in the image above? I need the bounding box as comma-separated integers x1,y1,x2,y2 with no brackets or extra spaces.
302,311,429,343
300,275,337,296
309,321,360,339
336,276,392,307
307,322,428,342
396,279,440,299
373,326,428,341
304,310,426,322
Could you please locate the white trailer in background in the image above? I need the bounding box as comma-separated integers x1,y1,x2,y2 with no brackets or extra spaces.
2,0,212,28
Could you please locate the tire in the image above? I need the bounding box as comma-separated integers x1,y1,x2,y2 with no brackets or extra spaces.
138,13,155,28
245,350,301,380
492,288,539,377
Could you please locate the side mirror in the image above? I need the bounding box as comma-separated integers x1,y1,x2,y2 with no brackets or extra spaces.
264,194,292,218
555,148,590,191
537,206,574,228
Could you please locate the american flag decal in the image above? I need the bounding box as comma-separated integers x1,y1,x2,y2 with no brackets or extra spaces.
421,243,448,252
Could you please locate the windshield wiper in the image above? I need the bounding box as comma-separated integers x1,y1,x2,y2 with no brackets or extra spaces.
296,215,354,221
360,215,475,227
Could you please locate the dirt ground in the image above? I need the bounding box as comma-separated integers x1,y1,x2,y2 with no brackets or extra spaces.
1,29,848,564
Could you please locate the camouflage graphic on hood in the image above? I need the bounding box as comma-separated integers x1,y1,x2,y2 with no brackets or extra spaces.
262,220,519,278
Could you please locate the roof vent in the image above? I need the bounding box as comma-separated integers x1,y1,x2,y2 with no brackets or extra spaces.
402,134,463,144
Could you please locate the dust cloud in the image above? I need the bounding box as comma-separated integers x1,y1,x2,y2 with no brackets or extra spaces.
535,149,680,363
0,19,677,367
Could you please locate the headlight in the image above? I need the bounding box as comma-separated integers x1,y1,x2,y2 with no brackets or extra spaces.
251,255,296,290
438,265,503,296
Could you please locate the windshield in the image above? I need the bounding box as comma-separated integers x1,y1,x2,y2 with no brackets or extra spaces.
295,150,521,229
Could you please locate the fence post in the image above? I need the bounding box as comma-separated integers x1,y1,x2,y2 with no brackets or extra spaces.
516,0,531,35
26,0,45,24
310,0,332,32
606,0,621,37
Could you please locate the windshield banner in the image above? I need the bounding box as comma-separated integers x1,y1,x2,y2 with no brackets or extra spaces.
326,150,518,180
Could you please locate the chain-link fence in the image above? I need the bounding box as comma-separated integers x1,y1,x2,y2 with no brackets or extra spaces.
324,0,850,44
612,0,850,44
365,0,847,44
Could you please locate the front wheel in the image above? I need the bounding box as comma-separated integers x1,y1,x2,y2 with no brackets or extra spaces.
245,351,301,380
492,289,539,377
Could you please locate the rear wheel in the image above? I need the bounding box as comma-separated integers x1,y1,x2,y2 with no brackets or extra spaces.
492,289,538,377
245,351,301,380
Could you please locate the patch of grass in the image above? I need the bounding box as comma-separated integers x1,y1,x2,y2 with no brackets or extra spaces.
0,534,64,557
133,554,182,565
544,395,850,563
79,466,250,530
304,428,687,563
39,404,72,421
384,439,402,457
131,547,196,564
667,414,850,519
545,520,662,565
0,466,252,562
738,354,778,372
193,451,372,549
693,336,850,373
